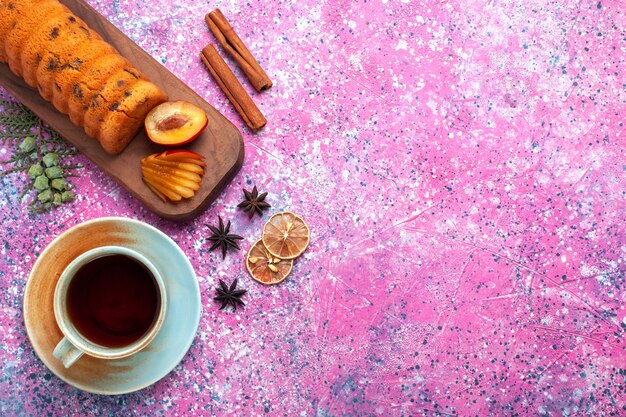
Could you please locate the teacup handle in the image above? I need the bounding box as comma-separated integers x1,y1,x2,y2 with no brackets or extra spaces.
53,337,84,368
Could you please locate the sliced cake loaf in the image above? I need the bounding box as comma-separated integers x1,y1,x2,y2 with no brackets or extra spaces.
0,0,168,154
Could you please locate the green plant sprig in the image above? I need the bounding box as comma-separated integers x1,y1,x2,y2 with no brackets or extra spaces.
0,98,82,213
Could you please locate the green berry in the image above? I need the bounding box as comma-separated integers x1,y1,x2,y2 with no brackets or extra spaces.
37,189,53,203
33,175,49,191
27,163,44,179
52,193,62,206
42,152,60,167
19,136,36,153
61,191,75,202
44,166,63,179
51,178,67,191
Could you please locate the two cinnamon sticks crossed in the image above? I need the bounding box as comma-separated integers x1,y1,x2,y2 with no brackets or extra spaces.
201,9,270,130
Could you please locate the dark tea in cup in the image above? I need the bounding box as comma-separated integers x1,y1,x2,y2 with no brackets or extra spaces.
53,246,167,368
66,254,161,348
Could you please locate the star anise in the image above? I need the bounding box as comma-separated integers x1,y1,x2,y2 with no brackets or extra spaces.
237,185,271,219
214,279,247,310
206,216,243,259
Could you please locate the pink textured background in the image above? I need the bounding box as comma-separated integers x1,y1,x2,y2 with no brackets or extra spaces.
1,0,625,415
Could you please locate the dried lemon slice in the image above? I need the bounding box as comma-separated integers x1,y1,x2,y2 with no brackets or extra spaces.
261,211,310,260
246,239,293,285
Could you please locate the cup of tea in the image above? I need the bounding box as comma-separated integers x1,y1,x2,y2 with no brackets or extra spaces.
52,246,167,368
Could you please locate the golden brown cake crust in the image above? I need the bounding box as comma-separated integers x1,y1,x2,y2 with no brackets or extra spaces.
98,80,168,154
34,16,103,102
66,53,129,127
50,39,117,115
82,67,146,140
4,0,67,77
21,10,89,88
0,0,38,62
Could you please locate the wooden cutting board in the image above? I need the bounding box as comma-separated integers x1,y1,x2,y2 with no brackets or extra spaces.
0,0,244,221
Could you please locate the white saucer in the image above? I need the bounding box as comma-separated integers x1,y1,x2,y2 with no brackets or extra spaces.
23,217,201,394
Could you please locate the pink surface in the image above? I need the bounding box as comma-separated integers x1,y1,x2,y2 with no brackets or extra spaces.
1,0,625,415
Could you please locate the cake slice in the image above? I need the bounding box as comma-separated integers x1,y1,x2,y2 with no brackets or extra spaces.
4,0,66,77
66,53,128,127
82,67,146,140
0,0,37,62
21,9,92,88
49,39,117,114
34,18,105,102
98,80,168,154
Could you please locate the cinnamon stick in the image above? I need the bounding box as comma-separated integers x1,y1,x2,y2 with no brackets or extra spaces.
200,44,266,130
205,9,272,92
